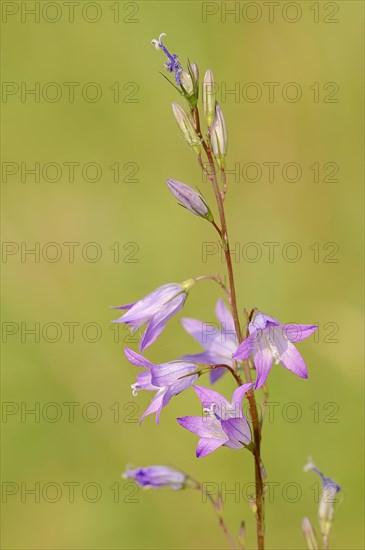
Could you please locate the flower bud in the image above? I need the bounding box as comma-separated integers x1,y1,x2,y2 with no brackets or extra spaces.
124,466,186,490
203,69,216,127
172,103,201,153
210,102,227,167
180,62,199,108
304,458,341,548
166,178,213,221
318,481,338,542
302,517,319,550
180,71,194,95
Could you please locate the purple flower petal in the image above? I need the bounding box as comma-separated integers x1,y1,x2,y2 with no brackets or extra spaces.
196,437,227,457
140,389,167,424
177,415,225,438
124,348,155,370
194,385,230,411
231,383,255,407
253,340,273,389
233,333,256,360
215,299,235,333
283,324,318,343
182,350,216,364
181,317,206,347
249,312,280,334
221,416,251,446
210,367,227,384
141,293,186,350
151,361,197,387
279,342,308,378
134,370,155,392
111,302,136,310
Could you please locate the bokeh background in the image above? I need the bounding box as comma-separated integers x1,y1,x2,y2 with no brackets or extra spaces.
2,1,364,548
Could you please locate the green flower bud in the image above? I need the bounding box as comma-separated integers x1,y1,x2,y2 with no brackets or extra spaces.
172,102,201,154
211,101,227,167
203,69,216,127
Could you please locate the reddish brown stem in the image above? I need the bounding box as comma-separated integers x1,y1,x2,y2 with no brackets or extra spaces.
193,106,265,550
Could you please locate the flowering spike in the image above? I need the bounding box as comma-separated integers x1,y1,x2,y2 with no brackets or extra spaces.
166,178,213,221
203,69,216,127
172,103,201,154
211,102,227,168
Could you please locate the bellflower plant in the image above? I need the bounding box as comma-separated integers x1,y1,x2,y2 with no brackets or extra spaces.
113,34,342,549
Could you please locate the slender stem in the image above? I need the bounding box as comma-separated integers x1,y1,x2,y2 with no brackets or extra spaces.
260,384,269,429
193,274,230,301
212,363,244,387
221,167,228,201
193,480,236,549
193,107,265,550
212,220,223,238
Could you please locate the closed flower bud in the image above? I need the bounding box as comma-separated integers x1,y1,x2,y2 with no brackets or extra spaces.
166,178,213,222
172,102,201,154
124,466,186,490
203,69,216,127
318,482,338,541
180,71,194,95
211,102,227,167
302,518,319,550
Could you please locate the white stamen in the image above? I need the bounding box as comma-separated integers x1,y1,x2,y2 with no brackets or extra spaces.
203,404,216,417
131,383,140,397
151,39,160,50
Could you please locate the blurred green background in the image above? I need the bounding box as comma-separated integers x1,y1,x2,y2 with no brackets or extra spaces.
2,1,364,548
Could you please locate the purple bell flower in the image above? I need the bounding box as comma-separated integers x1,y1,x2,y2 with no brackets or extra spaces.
233,311,318,389
181,299,238,383
124,348,198,423
177,384,254,457
114,281,194,351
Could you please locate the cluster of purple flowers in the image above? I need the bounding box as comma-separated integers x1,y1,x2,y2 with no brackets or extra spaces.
114,280,317,456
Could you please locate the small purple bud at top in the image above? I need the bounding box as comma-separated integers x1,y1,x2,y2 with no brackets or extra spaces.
211,102,227,167
203,69,216,127
166,178,213,222
124,465,186,489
